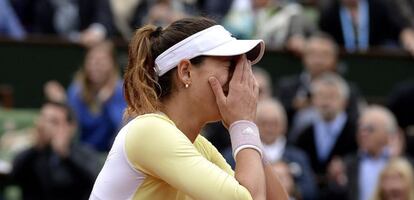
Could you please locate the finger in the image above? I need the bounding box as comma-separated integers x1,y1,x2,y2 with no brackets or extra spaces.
221,120,229,129
253,75,259,94
240,55,248,83
253,77,259,97
246,60,254,89
231,55,245,84
208,77,226,106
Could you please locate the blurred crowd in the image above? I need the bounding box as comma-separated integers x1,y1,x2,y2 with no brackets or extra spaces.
1,0,414,200
1,0,414,55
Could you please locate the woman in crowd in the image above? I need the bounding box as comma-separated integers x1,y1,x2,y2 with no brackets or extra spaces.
371,157,414,200
67,41,126,152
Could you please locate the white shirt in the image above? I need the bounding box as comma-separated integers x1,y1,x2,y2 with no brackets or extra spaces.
263,137,287,163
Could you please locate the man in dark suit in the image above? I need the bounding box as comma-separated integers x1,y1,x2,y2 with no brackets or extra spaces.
322,105,400,200
223,98,318,200
294,73,357,177
3,101,101,200
319,0,414,55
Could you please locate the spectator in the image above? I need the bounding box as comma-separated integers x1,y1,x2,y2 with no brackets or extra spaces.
11,0,114,46
272,161,303,200
253,67,273,100
319,0,414,55
277,32,362,137
67,41,126,152
323,105,399,200
201,0,234,22
371,157,414,200
9,101,101,200
109,0,149,40
145,0,187,28
0,0,26,39
223,98,318,200
223,0,312,52
294,73,358,177
110,0,208,41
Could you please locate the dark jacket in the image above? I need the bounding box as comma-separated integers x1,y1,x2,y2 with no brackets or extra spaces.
319,0,405,48
10,144,101,200
277,73,361,131
294,117,358,176
222,145,318,200
11,0,115,35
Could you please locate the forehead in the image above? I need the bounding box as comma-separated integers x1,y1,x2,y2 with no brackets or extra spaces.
359,111,389,128
257,103,282,119
306,38,335,51
313,82,340,94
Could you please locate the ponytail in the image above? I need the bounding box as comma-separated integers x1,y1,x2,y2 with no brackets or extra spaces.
123,25,160,117
123,17,218,118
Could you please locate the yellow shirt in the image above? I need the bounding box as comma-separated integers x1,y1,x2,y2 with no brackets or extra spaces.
90,113,252,200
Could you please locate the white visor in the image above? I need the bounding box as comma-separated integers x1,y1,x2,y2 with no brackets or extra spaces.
154,25,265,76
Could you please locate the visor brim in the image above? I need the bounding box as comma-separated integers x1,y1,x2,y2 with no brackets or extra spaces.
201,39,265,65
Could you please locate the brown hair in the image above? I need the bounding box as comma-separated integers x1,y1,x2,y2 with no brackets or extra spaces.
76,41,119,109
123,17,217,117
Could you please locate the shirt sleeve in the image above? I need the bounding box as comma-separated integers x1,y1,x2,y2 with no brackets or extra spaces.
125,115,252,200
194,135,235,177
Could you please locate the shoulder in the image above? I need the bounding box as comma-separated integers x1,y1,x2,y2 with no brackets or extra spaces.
12,147,38,166
284,146,309,161
67,81,82,101
113,79,124,95
108,79,126,103
342,117,357,134
296,124,315,141
67,81,81,94
124,114,191,170
125,114,178,143
285,145,306,156
128,114,175,131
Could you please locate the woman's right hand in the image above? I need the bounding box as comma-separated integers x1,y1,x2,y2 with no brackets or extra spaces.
208,54,259,128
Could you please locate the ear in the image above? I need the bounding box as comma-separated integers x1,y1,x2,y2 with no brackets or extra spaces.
176,59,192,87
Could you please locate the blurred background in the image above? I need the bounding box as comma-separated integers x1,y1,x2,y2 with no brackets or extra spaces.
0,0,414,200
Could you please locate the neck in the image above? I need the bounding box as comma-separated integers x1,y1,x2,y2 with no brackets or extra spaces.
322,113,338,123
369,147,386,159
161,96,205,143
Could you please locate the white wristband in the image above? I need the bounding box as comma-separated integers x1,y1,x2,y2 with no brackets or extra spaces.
229,120,263,160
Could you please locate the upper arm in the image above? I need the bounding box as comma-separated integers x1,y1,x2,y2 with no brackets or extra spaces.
125,117,252,200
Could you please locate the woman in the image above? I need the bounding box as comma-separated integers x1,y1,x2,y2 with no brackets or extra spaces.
90,17,288,200
371,157,414,200
67,41,126,152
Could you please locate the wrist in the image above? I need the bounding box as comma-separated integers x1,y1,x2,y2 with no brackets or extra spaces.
229,120,263,160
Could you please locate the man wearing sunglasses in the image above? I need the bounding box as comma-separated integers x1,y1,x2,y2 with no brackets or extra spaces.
323,105,402,200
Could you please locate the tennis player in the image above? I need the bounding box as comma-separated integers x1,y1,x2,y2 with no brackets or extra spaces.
90,17,288,200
